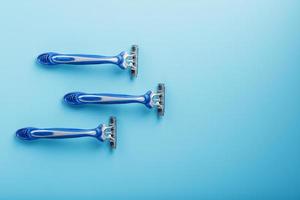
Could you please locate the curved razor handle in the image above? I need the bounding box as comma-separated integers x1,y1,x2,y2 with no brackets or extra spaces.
16,127,102,141
37,45,138,78
64,91,153,108
16,117,117,148
37,52,127,69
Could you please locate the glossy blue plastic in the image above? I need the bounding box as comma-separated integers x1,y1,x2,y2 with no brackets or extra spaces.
64,91,153,108
16,126,103,141
37,51,127,69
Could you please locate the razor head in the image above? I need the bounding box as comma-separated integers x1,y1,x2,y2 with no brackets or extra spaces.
109,116,117,149
157,83,165,117
130,45,138,78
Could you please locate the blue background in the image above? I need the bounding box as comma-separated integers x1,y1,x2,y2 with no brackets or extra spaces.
0,0,299,199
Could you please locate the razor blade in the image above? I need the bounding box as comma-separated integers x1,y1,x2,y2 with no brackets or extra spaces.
64,83,165,117
37,45,139,78
16,116,117,149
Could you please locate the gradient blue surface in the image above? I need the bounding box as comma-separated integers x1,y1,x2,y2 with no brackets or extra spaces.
0,0,299,199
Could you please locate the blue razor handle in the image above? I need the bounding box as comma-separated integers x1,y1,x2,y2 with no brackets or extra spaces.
64,83,166,117
64,91,153,108
16,117,117,148
37,45,138,78
16,127,101,140
37,52,126,68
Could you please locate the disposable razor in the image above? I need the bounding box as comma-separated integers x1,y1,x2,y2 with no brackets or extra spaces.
37,45,139,78
16,116,117,149
64,83,165,117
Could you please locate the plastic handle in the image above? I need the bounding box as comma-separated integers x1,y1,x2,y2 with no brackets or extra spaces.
64,91,153,108
16,127,103,141
37,52,126,69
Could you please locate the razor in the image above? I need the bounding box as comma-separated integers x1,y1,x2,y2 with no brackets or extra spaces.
64,83,165,117
37,45,139,78
16,116,117,149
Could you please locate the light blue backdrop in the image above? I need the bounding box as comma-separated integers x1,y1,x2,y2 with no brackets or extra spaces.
0,0,299,199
